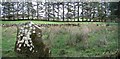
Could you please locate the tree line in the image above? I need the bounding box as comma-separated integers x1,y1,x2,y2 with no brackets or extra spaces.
0,2,119,22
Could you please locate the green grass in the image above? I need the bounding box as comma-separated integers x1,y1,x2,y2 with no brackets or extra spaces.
2,27,17,57
0,23,2,57
1,22,119,57
1,21,118,25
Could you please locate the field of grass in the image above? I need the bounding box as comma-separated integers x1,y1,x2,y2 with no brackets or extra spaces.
1,21,118,25
0,23,2,57
1,22,119,57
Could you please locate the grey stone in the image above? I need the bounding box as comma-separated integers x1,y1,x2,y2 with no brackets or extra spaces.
14,22,50,58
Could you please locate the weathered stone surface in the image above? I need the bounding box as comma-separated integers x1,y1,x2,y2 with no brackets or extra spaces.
14,22,50,57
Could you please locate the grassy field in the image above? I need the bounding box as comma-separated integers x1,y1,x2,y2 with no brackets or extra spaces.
1,21,118,25
1,21,119,57
0,23,2,57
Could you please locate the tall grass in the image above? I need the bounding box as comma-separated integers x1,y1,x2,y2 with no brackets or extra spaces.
2,23,118,57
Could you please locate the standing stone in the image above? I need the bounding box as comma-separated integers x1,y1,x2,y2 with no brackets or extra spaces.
14,22,50,58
